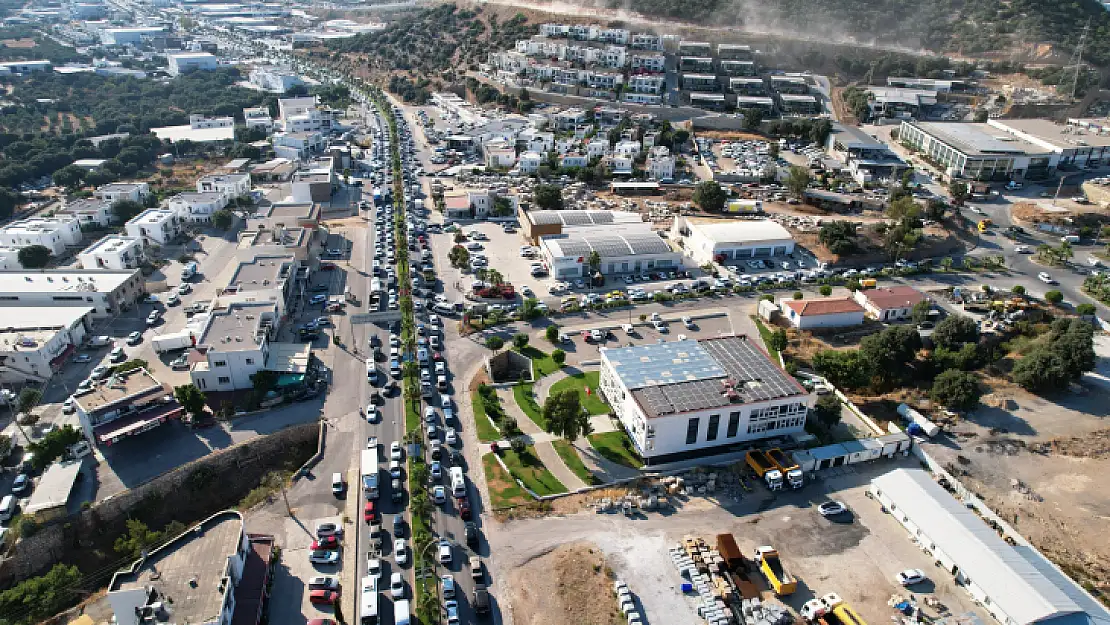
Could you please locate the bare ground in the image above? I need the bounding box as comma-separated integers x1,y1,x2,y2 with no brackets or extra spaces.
508,541,624,625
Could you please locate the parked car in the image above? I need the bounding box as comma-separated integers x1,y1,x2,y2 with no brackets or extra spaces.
438,539,452,564
309,550,340,565
897,568,927,586
309,589,339,604
817,501,847,517
308,576,339,591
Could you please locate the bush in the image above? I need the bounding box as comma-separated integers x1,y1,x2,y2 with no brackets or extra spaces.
484,336,504,350
930,370,981,410
1076,303,1096,316
792,291,803,300
511,333,529,349
1045,290,1064,304
1012,285,1026,295
819,285,833,296
814,394,843,429
759,294,775,302
545,325,559,343
551,349,566,366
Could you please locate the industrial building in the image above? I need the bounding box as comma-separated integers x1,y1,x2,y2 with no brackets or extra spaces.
521,209,644,242
0,269,143,318
671,217,795,266
166,52,218,76
525,210,679,278
0,306,93,384
897,121,1054,180
599,336,813,465
825,123,908,184
986,118,1110,169
871,468,1110,625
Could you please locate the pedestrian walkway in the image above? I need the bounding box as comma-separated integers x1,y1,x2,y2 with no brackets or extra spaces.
572,437,641,482
533,440,587,490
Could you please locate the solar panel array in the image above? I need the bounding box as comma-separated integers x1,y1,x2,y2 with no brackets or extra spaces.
530,211,615,226
605,340,723,389
700,337,804,403
550,236,591,257
623,233,671,255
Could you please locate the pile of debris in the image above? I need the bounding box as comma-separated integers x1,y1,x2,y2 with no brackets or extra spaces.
670,538,736,625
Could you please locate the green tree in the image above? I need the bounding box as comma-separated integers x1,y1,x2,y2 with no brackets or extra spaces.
17,388,41,419
51,164,85,189
1012,285,1026,295
948,181,968,206
886,195,921,220
485,336,504,351
17,245,51,269
813,394,843,430
1044,290,1064,305
512,333,529,350
932,314,978,350
931,370,981,410
211,209,234,230
818,221,859,255
767,328,788,353
587,250,601,274
812,349,871,389
174,384,207,416
819,285,833,296
509,435,527,455
786,165,812,199
792,291,803,300
545,325,559,343
114,519,165,559
859,325,921,386
692,180,727,212
1012,348,1071,392
0,564,82,625
448,245,470,268
26,425,82,471
533,183,563,210
940,256,954,272
111,199,144,222
521,298,541,320
552,349,566,366
910,299,931,324
1076,303,1096,316
541,388,592,441
925,198,947,221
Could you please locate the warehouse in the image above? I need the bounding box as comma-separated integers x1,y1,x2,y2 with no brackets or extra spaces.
898,121,1055,180
539,224,680,278
599,336,813,465
521,209,644,243
671,217,795,266
871,468,1110,625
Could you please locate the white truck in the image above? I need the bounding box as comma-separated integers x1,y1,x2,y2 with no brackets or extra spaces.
152,331,195,354
361,441,380,500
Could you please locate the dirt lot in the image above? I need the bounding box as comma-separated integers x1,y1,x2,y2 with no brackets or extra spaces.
508,542,624,625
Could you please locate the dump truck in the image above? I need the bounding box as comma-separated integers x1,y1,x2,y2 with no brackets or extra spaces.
754,546,796,595
715,533,745,571
766,448,804,489
746,450,784,491
801,593,867,625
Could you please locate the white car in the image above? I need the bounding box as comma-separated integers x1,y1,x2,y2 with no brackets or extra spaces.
1038,272,1055,284
896,568,927,586
390,572,405,598
438,539,452,564
394,539,408,565
433,485,447,504
367,558,381,580
390,441,402,461
682,316,694,329
366,407,380,423
445,427,458,445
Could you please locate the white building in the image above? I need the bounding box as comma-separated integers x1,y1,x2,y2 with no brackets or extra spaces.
151,115,235,143
871,468,1110,625
166,52,218,76
58,197,113,228
0,60,51,74
518,129,555,154
781,297,866,330
78,235,143,271
168,192,227,223
248,66,304,93
517,151,543,174
0,216,83,256
278,96,336,133
560,153,588,168
125,208,182,246
986,118,1110,170
0,246,23,270
630,54,666,73
898,121,1055,180
95,182,150,204
190,302,277,392
599,336,813,465
0,307,92,384
671,217,795,266
486,148,517,168
197,172,251,200
629,33,664,50
0,269,144,318
100,27,163,46
646,146,675,181
853,285,928,321
538,215,680,278
243,106,274,131
272,131,325,161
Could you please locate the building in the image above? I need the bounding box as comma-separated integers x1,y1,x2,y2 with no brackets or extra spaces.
521,209,640,242
152,115,236,143
677,40,712,56
0,306,92,384
781,297,866,329
278,96,336,133
866,86,938,120
679,56,715,73
58,197,113,228
246,202,320,231
539,221,679,278
0,60,51,73
248,66,304,93
272,131,325,161
108,511,273,625
243,107,274,131
853,285,927,321
216,254,299,316
671,217,794,266
898,121,1055,180
95,182,150,204
871,468,1110,625
486,148,517,168
72,158,107,170
560,153,589,168
190,302,279,392
290,170,333,204
986,118,1110,169
100,26,164,46
169,192,227,223
720,60,757,77
517,151,542,174
630,32,663,50
681,73,719,92
646,146,675,182
22,459,82,521
166,52,218,76
78,235,143,271
0,269,143,318
198,172,251,200
630,53,665,73
74,367,179,446
825,123,908,184
779,94,819,114
125,208,182,247
717,43,753,59
0,216,82,256
627,74,666,94
769,75,809,95
886,77,964,92
689,92,727,110
730,78,767,95
599,336,812,465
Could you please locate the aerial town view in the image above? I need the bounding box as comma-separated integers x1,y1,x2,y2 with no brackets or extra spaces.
1,0,1110,625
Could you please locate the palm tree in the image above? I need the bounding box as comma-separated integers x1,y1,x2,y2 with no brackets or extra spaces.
487,269,504,287
1058,241,1074,263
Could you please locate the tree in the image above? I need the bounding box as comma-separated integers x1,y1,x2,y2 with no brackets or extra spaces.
948,181,968,206
115,519,164,559
545,325,559,343
818,221,858,255
925,198,947,221
859,325,921,386
552,349,566,366
487,269,504,287
1076,303,1096,316
541,388,592,441
910,299,931,324
819,285,833,296
767,328,788,353
792,291,803,300
112,199,144,222
0,564,82,625
931,314,978,350
931,370,981,410
940,256,954,272
813,395,843,430
533,184,563,210
509,436,527,455
17,245,51,269
26,425,82,471
785,165,811,199
587,250,601,274
692,180,727,212
512,333,529,349
211,209,234,230
448,245,470,269
174,384,207,416
485,336,504,351
1044,290,1064,305
17,388,41,419
886,195,921,220
1012,348,1071,392
1012,285,1026,295
52,164,85,189
812,349,871,389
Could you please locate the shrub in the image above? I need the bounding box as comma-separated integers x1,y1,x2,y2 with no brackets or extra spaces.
1076,303,1096,316
1044,290,1064,305
1012,285,1025,295
792,291,803,300
819,285,833,296
545,325,559,343
551,349,566,365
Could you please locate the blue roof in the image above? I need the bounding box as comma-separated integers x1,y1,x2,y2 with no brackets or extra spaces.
604,339,724,389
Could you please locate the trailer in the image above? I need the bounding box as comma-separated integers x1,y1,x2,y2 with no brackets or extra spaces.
745,450,784,490
754,546,796,595
715,534,745,571
766,448,804,489
152,331,195,354
361,442,380,499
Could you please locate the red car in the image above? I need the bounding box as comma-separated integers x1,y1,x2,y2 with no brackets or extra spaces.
319,262,337,271
310,536,339,550
456,495,472,521
432,351,443,361
364,501,378,523
309,589,339,605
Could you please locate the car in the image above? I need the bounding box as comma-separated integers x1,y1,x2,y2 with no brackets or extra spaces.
470,555,483,581
817,501,847,517
62,397,76,414
311,536,339,550
309,589,339,604
364,501,378,523
682,316,694,329
897,568,927,586
11,474,30,495
442,574,457,599
309,550,340,565
1038,272,1056,284
429,461,443,481
307,576,339,591
1015,244,1032,254
315,522,343,538
390,441,402,461
390,572,405,598
427,424,438,440
90,365,109,380
127,331,142,345
445,600,460,624
445,428,457,445
367,557,381,579
394,539,408,565
438,539,452,564
310,294,328,305
167,293,180,306
171,354,189,370
463,522,479,548
146,311,161,326
177,283,192,295
433,485,447,504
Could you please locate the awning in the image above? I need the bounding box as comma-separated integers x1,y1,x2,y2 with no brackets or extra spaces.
50,343,77,371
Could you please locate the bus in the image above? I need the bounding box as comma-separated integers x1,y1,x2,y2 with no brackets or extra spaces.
359,575,378,625
361,446,380,499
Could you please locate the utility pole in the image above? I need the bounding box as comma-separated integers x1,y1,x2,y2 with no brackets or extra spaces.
1069,20,1090,101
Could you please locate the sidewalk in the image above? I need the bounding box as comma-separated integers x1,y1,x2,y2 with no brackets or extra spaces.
533,440,587,490
571,437,641,482
494,386,590,489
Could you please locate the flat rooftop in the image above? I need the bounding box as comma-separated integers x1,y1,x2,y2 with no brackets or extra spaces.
200,302,275,349
603,335,807,418
906,121,1049,157
227,255,292,292
542,228,674,259
830,123,887,148
256,202,318,221
528,209,643,227
76,367,169,414
0,216,75,234
23,460,82,516
0,269,136,294
152,124,236,143
199,172,250,184
989,118,1110,149
128,208,176,226
686,218,794,244
0,305,92,332
111,512,244,625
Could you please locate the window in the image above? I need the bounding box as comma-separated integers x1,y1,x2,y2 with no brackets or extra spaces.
245,358,254,365
726,412,740,437
706,414,720,442
218,376,231,384
685,418,699,445
214,360,228,367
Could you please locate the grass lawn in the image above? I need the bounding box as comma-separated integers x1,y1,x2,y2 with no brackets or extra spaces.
751,316,781,362
471,391,502,443
513,382,547,429
587,431,643,469
552,439,600,485
518,346,561,377
549,371,610,415
501,446,567,496
404,394,420,433
481,453,531,508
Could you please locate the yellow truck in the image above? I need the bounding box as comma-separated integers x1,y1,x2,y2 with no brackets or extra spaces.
766,448,804,489
754,546,797,595
745,450,783,491
801,593,868,625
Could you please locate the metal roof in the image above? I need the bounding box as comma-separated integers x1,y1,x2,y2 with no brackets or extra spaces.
872,469,1091,625
542,231,673,259
908,122,1048,157
529,210,617,226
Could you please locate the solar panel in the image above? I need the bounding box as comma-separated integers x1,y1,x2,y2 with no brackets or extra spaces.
561,212,593,226
553,237,591,257
623,234,671,255
590,236,633,258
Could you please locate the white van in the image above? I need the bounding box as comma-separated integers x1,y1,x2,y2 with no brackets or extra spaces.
450,467,466,498
0,495,15,522
331,472,345,495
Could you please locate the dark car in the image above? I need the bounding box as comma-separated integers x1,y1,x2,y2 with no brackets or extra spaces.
11,474,31,495
464,522,479,548
456,496,472,520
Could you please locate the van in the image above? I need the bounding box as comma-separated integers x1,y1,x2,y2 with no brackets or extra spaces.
331,472,345,495
1061,235,1080,244
0,495,15,522
450,467,466,497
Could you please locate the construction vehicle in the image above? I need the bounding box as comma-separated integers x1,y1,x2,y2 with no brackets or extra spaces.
715,534,744,571
745,450,784,491
714,534,759,599
766,448,804,489
801,593,868,625
754,546,797,595
977,219,992,232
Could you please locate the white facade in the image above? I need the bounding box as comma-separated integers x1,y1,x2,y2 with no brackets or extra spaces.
672,217,795,266
560,153,589,168
781,298,866,329
167,52,218,76
486,148,517,168
0,60,51,73
78,235,143,271
249,66,304,93
187,114,233,129
518,129,554,154
0,307,92,384
125,208,182,246
190,303,276,392
646,146,675,181
169,192,227,222
613,140,641,156
272,132,325,161
197,172,251,199
101,27,163,46
243,107,274,131
95,182,149,204
58,198,113,228
586,139,609,158
630,54,665,73
0,216,82,256
518,151,542,174
629,33,664,50
0,269,144,318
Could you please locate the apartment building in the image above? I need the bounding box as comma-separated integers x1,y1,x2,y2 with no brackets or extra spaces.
95,182,150,204
244,106,274,131
629,33,664,50
627,74,666,94
0,306,92,384
58,198,113,228
166,52,218,75
169,192,227,222
125,208,182,246
630,53,666,73
0,216,82,256
197,172,251,200
646,146,675,182
78,235,143,271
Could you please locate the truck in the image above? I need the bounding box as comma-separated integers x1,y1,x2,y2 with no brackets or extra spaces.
152,331,195,354
361,442,380,500
801,593,867,625
88,335,113,348
715,533,745,571
766,448,804,489
373,188,383,207
754,546,797,595
181,261,198,280
745,450,784,491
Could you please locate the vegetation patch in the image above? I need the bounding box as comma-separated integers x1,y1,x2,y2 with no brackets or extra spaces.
587,432,643,470
549,371,609,416
500,446,567,496
482,452,531,508
513,382,546,429
552,440,600,485
471,389,502,443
